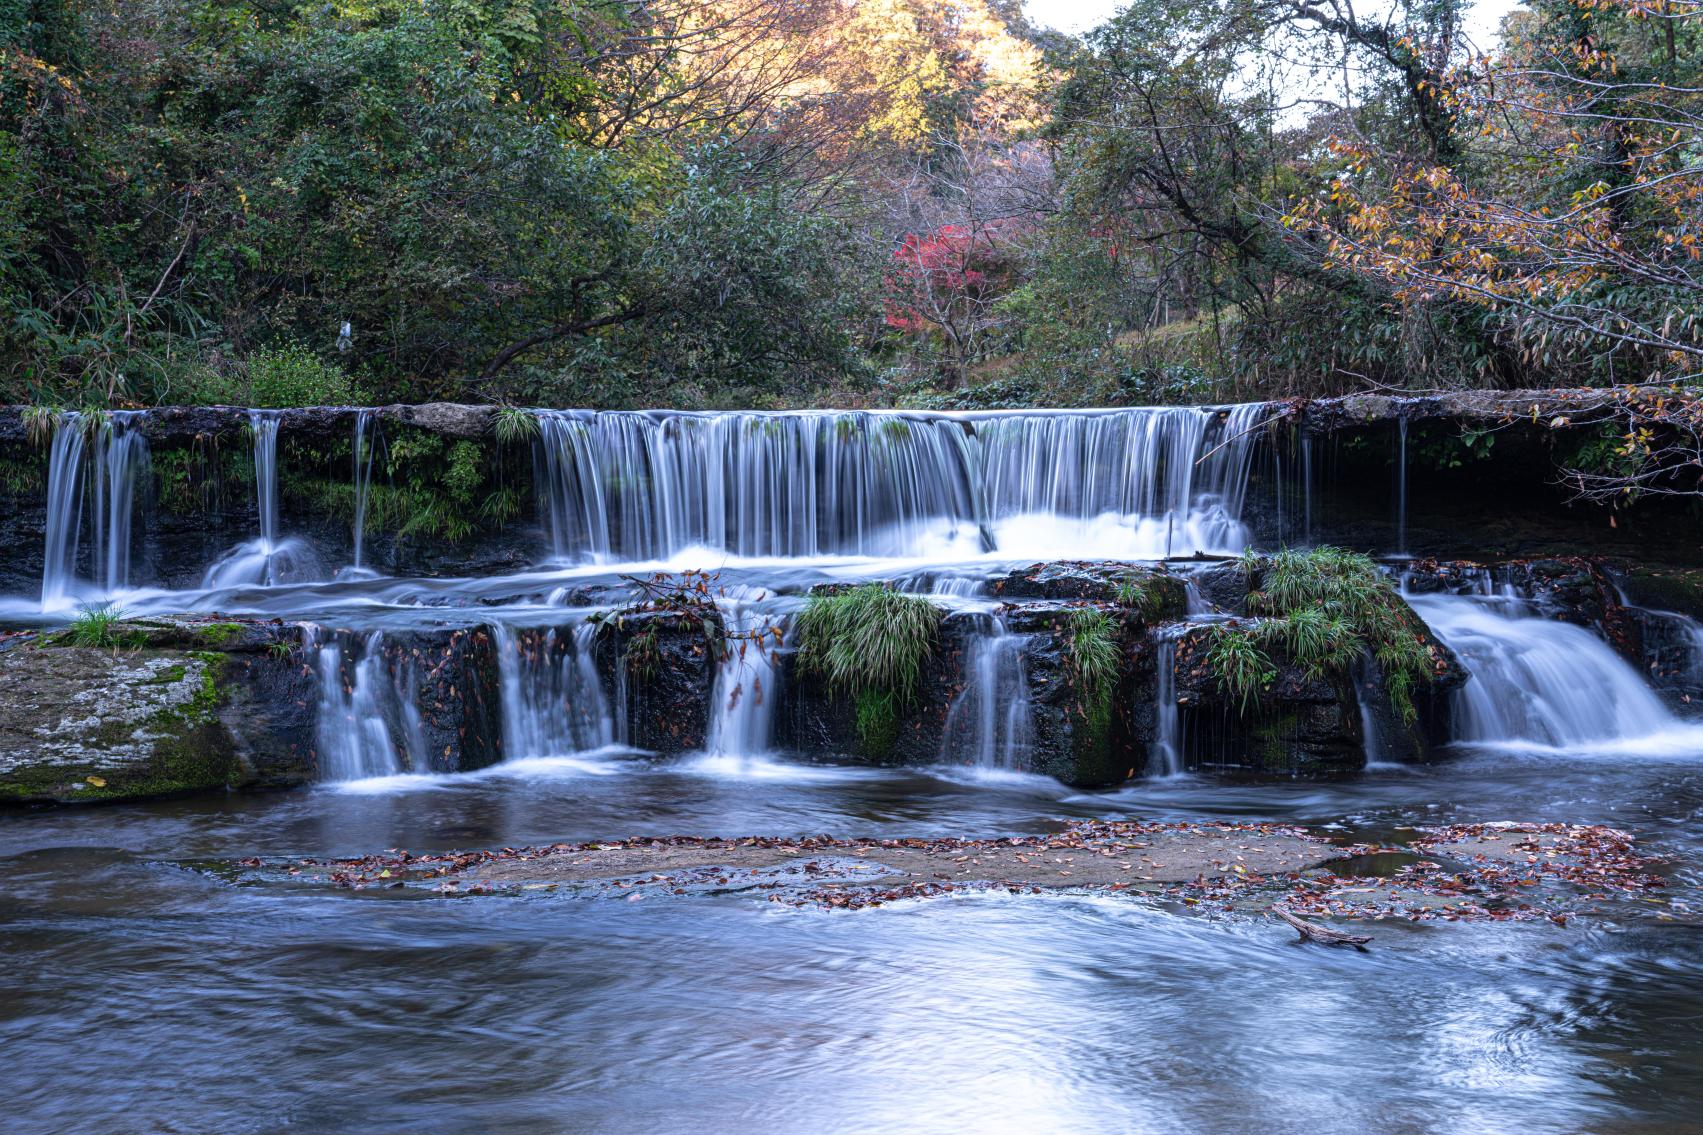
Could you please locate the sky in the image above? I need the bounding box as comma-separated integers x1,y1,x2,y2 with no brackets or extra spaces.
1025,0,1522,45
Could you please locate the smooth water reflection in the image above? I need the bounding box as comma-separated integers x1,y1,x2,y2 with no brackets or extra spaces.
4,750,1703,1134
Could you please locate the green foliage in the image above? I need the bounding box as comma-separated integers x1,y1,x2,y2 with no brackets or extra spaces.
0,2,881,409
1565,423,1644,489
1112,573,1174,619
64,602,126,649
493,406,540,445
21,404,58,446
236,346,366,409
625,626,660,681
1210,547,1438,724
0,455,43,495
795,585,939,756
1204,626,1279,715
1065,608,1121,740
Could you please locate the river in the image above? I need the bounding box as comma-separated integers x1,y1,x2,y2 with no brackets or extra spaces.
5,746,1702,1134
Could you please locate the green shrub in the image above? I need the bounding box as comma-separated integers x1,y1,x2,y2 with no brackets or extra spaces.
211,345,367,407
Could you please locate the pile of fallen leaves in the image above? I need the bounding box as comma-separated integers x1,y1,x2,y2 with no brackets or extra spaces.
1167,823,1666,926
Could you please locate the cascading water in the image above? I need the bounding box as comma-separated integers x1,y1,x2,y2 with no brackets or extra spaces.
38,410,150,607
1409,591,1703,752
493,620,618,759
1394,415,1410,556
1300,431,1314,546
705,590,785,758
202,410,320,588
252,409,280,547
92,411,150,594
308,628,419,780
1149,628,1184,776
40,412,87,610
347,409,377,577
939,613,1034,771
532,405,1269,565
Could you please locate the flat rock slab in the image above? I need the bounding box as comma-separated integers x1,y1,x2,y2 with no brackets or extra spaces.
279,821,1339,896
0,645,224,803
238,821,1679,928
1187,823,1673,927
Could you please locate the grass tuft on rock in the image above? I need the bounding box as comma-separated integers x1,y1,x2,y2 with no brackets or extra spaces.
65,603,127,650
1212,547,1435,723
1065,608,1121,739
796,585,939,756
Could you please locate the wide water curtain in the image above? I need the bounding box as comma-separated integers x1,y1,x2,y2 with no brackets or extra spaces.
533,407,1268,565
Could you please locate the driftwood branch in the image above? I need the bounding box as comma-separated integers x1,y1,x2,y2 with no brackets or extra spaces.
1273,906,1372,948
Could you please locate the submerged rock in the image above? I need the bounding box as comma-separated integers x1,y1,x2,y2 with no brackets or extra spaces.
990,562,1190,615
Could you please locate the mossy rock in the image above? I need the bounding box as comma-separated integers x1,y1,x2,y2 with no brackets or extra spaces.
0,647,242,804
0,632,318,805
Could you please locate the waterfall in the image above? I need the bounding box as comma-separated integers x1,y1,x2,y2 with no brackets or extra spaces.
940,614,1033,770
1149,628,1183,776
251,409,280,547
1394,416,1409,555
38,410,149,607
493,621,618,758
1299,431,1313,546
202,410,320,588
308,628,419,780
705,590,785,757
1409,592,1700,751
532,405,1271,565
92,411,150,593
349,409,375,575
1354,656,1393,768
40,413,87,609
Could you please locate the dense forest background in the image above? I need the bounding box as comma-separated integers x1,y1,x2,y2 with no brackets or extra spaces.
1,0,1698,410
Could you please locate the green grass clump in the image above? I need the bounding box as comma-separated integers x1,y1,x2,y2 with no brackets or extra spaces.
493,406,540,445
66,603,126,649
1212,547,1435,723
1204,626,1279,715
1065,608,1122,738
795,585,939,756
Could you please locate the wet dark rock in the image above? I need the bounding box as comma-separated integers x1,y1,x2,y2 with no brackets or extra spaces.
1171,622,1365,776
597,609,721,754
989,562,1190,616
368,625,505,773
1175,560,1253,614
1021,611,1150,787
778,609,965,766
